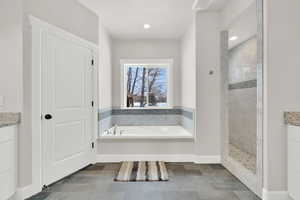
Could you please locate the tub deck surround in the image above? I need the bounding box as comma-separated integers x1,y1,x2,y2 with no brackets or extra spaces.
284,112,300,126
0,112,21,128
99,109,113,121
112,108,182,115
98,107,195,137
98,107,194,120
100,126,194,139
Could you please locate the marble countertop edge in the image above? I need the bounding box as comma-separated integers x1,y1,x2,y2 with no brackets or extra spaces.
284,112,300,126
0,112,21,128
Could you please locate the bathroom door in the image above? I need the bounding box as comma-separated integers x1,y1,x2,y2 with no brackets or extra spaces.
41,31,94,186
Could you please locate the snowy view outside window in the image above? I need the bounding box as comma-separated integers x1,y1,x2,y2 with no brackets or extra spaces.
125,64,168,108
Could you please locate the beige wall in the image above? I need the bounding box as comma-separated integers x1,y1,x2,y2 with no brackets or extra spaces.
24,0,98,44
98,21,112,109
111,39,182,107
181,20,196,109
0,0,23,112
263,0,300,192
195,11,221,156
221,0,255,29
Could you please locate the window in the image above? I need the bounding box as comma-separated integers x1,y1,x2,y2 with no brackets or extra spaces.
121,59,173,108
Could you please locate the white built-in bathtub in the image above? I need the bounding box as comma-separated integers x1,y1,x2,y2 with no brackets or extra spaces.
100,126,193,139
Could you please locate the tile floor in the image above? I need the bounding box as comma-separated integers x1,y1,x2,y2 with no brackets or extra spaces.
27,163,260,200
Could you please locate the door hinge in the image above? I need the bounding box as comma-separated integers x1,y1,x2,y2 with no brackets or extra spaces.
91,59,94,66
42,185,48,190
91,142,95,149
91,101,94,107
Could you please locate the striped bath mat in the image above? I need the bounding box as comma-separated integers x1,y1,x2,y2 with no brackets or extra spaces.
115,161,169,182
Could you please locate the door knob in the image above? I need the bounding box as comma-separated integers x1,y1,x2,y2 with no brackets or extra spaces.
45,114,52,120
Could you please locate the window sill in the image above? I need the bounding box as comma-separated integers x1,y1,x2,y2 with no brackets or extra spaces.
119,106,174,110
99,135,194,140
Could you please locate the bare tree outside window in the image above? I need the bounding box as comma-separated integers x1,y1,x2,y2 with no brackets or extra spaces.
125,64,168,108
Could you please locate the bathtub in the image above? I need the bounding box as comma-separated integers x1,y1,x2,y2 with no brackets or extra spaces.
100,126,193,139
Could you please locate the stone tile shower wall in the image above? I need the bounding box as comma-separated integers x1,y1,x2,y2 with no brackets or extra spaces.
111,109,182,126
228,36,257,156
98,107,195,136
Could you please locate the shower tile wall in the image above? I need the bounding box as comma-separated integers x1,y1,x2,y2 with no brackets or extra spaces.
229,87,257,155
228,36,257,157
98,107,195,135
229,37,257,84
112,114,182,126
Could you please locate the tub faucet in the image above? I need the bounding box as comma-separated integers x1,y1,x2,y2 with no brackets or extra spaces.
104,129,110,135
113,125,118,135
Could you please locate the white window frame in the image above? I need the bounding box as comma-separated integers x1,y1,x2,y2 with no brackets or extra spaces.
120,59,173,109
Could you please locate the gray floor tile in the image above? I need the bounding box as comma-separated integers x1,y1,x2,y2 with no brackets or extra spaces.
162,191,201,200
124,190,164,200
233,191,261,200
89,191,125,200
197,189,240,200
212,180,249,191
27,163,260,200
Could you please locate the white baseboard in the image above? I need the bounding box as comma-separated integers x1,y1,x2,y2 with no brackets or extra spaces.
96,154,221,164
194,155,221,164
15,184,41,200
262,189,291,200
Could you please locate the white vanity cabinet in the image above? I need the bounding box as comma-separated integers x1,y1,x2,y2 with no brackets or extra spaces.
0,126,17,200
287,125,300,200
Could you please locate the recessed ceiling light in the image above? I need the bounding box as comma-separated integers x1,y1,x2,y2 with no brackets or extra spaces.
229,36,238,41
144,24,151,29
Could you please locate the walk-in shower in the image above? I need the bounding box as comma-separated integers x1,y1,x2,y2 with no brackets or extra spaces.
221,0,263,197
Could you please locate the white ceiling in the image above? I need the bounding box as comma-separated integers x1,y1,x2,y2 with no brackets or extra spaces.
228,0,257,49
193,0,228,11
78,0,195,39
209,0,228,10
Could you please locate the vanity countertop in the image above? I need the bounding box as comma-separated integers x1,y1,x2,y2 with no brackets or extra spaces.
284,112,300,126
0,112,21,128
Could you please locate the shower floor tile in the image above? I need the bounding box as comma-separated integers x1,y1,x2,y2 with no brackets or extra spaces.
229,144,257,174
27,163,260,200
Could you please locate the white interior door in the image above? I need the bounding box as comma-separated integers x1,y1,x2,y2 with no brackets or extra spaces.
42,31,94,186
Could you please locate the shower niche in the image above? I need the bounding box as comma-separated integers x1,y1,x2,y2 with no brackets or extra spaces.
221,0,263,197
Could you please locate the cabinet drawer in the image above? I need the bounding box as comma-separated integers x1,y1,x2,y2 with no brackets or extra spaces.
0,141,14,173
0,125,16,199
0,170,15,200
288,172,300,200
288,126,300,200
0,126,15,143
